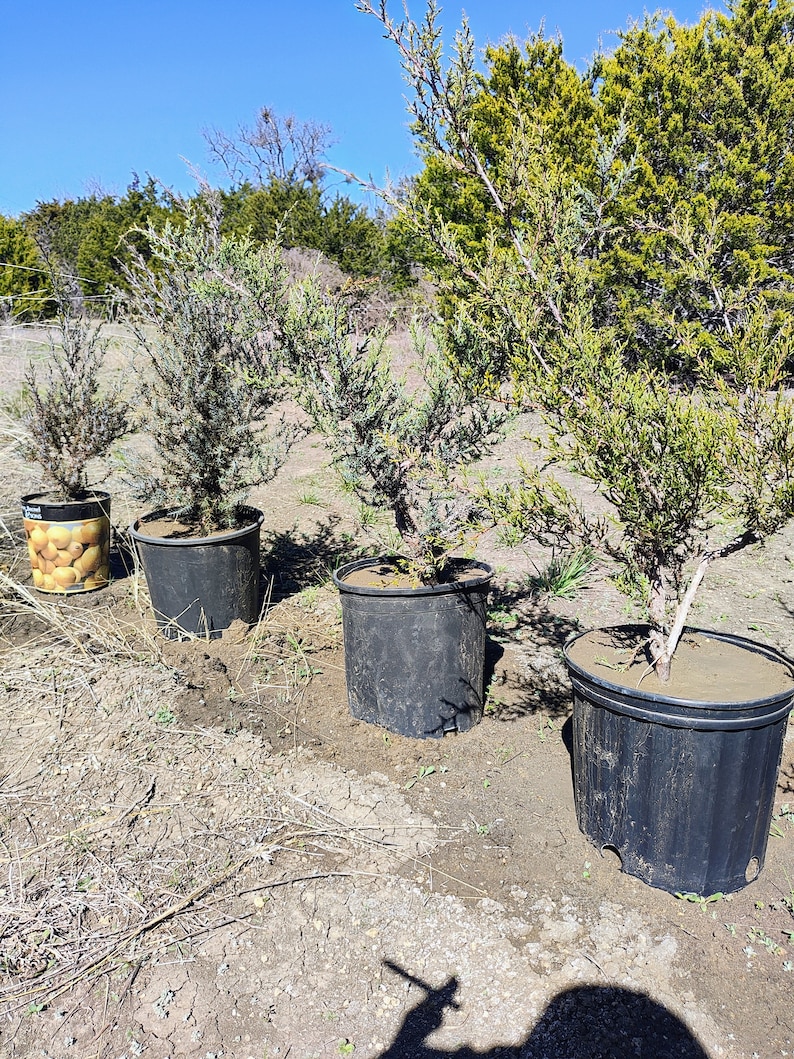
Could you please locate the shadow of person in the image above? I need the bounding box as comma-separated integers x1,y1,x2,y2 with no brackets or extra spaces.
375,963,710,1059
521,985,711,1058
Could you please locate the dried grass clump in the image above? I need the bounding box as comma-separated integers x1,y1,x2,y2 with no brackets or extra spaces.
0,575,405,1018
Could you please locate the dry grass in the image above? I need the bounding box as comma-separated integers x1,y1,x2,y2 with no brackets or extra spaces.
0,318,422,1022
0,563,372,1020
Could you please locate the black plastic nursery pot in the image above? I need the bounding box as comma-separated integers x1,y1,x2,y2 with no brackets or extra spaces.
21,490,112,594
564,625,794,896
129,508,264,640
333,556,493,739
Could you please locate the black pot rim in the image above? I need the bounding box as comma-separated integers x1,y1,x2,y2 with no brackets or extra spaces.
333,555,493,598
22,489,111,506
21,490,111,521
564,623,794,712
129,506,264,547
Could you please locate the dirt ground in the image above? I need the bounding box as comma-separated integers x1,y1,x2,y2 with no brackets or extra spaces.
1,322,794,1059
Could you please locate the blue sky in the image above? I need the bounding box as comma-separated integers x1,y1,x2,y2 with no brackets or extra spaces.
1,0,720,218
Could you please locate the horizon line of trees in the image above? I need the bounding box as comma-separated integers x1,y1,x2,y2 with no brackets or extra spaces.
0,171,415,320
2,0,793,358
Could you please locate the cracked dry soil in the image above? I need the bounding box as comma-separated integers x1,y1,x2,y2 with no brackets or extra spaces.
2,332,794,1058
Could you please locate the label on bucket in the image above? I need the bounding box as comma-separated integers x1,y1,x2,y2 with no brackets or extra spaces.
24,516,111,594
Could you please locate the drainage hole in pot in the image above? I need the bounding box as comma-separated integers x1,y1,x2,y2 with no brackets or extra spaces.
745,856,761,883
600,844,623,871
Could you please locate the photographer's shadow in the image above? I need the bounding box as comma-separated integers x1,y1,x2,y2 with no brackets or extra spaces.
376,960,709,1058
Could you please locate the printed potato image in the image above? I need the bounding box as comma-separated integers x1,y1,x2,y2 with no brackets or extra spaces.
23,515,111,593
47,524,72,550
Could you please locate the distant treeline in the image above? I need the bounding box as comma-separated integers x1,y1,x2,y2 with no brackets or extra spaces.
0,174,416,319
2,0,793,350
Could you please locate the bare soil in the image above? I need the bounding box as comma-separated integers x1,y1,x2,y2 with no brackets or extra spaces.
2,323,794,1059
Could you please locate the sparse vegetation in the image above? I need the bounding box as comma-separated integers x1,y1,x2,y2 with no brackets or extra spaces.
282,285,506,582
18,259,131,499
121,188,302,533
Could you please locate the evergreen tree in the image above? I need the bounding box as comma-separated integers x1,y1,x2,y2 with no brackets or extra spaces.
0,215,46,319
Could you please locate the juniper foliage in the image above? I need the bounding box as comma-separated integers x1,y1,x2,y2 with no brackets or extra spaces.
20,262,131,499
281,276,506,584
359,0,794,681
122,191,300,535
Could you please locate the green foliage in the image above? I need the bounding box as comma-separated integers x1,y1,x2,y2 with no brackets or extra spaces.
377,0,794,372
360,0,794,680
0,215,45,319
23,176,172,307
281,276,505,583
19,261,132,498
220,178,389,279
592,0,794,366
121,190,299,534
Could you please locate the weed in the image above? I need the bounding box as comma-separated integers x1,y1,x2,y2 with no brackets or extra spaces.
488,604,520,638
404,764,435,790
770,803,794,837
298,490,321,506
356,502,380,529
675,891,724,909
526,547,595,600
152,705,176,726
537,717,558,742
593,654,630,673
484,677,505,715
297,663,323,680
746,927,785,956
297,585,320,609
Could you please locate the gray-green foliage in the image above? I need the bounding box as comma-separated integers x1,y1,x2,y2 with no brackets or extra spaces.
360,0,794,680
20,262,131,499
122,191,299,534
281,276,505,583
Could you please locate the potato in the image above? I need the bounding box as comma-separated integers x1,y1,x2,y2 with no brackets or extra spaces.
31,568,44,588
77,544,102,574
47,524,72,550
27,542,39,568
78,520,104,546
40,541,58,561
29,525,49,551
53,549,73,567
41,559,56,575
52,566,78,588
66,540,84,559
41,573,56,591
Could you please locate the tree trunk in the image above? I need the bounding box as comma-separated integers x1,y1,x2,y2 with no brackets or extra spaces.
647,566,671,682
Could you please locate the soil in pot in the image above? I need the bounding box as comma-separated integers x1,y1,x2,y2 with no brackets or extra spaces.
21,491,111,594
130,508,264,640
565,625,794,896
333,556,493,739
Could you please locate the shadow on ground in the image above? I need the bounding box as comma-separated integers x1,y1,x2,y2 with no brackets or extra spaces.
375,961,709,1058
